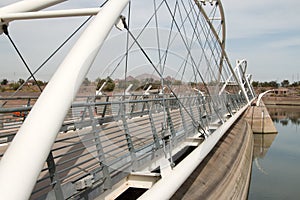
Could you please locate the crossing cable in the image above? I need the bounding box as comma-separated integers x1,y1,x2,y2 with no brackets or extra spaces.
108,0,191,80
188,0,223,83
0,16,94,107
1,0,108,104
123,1,131,97
2,24,43,92
180,0,218,85
164,0,225,122
190,0,230,86
107,0,165,78
178,2,203,85
195,3,239,95
184,0,220,83
120,17,206,133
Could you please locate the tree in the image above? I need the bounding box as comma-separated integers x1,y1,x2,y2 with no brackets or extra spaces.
18,78,25,85
96,78,106,90
105,78,115,91
96,77,115,92
281,80,289,87
252,81,259,87
291,81,300,87
252,80,278,88
269,81,279,88
36,80,44,86
1,79,8,85
9,82,20,90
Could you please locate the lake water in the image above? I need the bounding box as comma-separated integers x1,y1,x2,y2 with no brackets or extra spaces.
248,105,300,200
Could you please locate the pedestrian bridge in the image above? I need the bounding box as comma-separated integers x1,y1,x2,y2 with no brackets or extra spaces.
0,0,256,199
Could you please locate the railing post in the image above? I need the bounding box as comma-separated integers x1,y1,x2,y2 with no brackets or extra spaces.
120,102,137,170
188,96,195,122
195,95,208,132
101,96,110,118
129,95,137,118
179,104,188,137
87,105,112,189
164,100,175,137
0,114,3,129
147,101,160,150
46,152,64,199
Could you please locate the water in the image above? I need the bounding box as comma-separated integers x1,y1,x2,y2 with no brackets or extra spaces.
248,105,300,200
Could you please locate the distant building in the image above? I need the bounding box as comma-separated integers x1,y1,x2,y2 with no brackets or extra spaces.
26,79,35,86
273,88,289,95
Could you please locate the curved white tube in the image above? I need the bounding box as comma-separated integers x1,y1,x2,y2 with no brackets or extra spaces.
0,0,129,199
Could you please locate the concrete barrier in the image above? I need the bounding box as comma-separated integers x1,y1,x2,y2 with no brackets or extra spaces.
244,101,277,134
171,118,253,200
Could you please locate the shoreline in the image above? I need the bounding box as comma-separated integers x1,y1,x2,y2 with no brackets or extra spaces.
262,96,300,106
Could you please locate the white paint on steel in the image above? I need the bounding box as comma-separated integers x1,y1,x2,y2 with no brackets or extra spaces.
235,60,250,104
0,0,129,199
0,0,66,14
257,90,274,107
138,103,249,200
0,8,101,22
218,59,254,100
245,73,255,98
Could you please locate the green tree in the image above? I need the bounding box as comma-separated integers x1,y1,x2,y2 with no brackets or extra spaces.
1,79,8,85
96,77,115,92
9,82,20,90
269,81,279,88
281,80,289,87
252,81,259,87
36,80,44,86
96,79,106,90
18,78,25,85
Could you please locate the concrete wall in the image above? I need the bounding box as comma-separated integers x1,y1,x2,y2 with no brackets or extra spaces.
171,118,253,200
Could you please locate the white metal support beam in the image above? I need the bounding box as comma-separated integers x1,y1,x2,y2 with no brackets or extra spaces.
257,90,274,106
246,74,255,98
0,0,67,13
235,60,250,104
0,8,101,23
0,0,67,33
0,0,129,199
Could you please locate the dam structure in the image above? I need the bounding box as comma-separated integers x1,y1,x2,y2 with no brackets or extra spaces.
0,0,256,199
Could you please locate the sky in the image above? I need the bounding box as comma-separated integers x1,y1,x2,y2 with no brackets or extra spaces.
0,0,299,83
223,0,300,82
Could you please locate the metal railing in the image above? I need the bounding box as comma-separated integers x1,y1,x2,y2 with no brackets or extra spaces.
0,93,247,199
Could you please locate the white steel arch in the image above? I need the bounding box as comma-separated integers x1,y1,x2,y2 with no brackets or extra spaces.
0,0,129,199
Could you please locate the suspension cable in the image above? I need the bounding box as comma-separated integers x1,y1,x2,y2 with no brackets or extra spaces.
123,1,131,97
2,24,43,92
121,19,204,131
164,0,225,122
0,16,93,107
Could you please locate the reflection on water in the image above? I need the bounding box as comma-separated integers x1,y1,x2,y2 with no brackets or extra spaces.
267,105,300,126
253,134,277,159
248,106,300,200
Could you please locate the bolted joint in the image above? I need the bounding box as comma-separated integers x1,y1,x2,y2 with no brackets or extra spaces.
1,23,9,35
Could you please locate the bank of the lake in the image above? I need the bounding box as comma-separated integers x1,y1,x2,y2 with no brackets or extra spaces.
263,96,300,106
